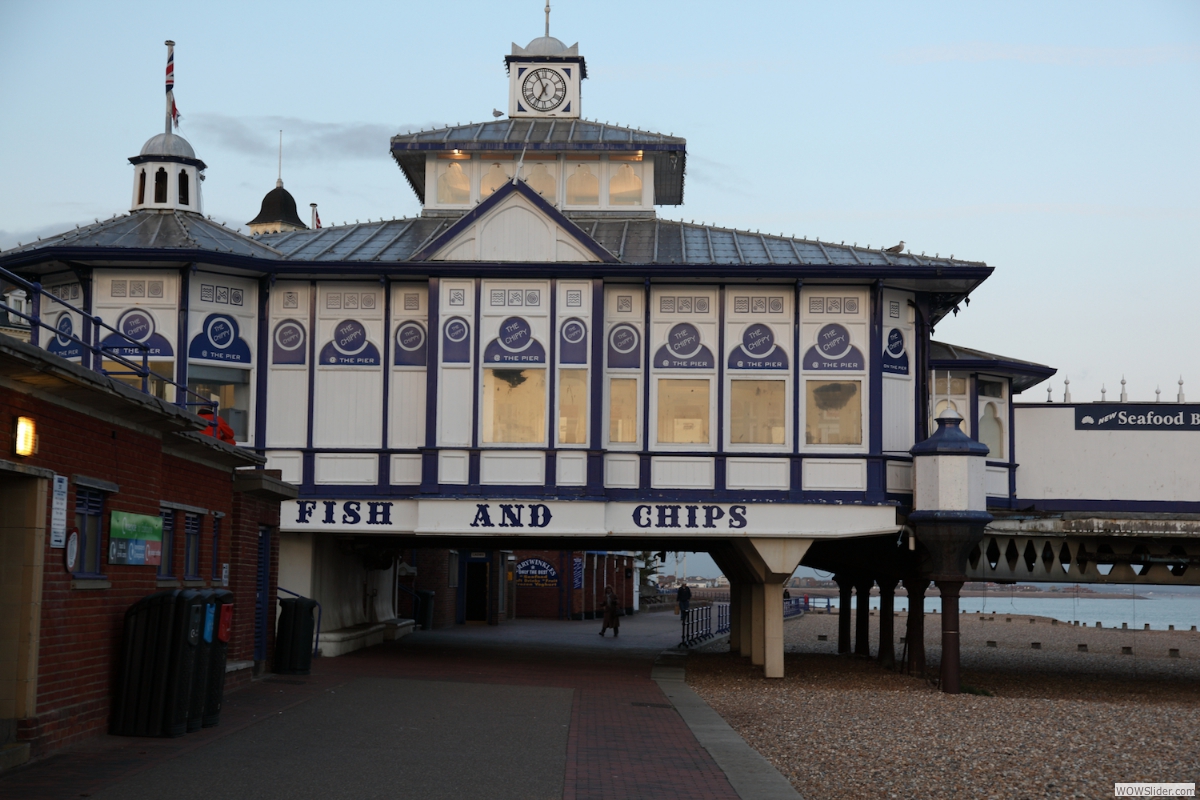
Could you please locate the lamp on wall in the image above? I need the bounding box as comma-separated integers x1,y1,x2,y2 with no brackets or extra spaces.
14,416,37,457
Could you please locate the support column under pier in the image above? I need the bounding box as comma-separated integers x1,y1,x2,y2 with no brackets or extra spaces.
727,581,741,652
854,576,873,657
877,576,899,670
739,583,753,658
834,573,853,655
936,580,963,694
904,575,926,677
731,538,812,679
750,583,765,666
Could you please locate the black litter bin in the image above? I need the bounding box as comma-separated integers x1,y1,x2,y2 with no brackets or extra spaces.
415,590,435,631
274,596,316,675
186,591,218,733
163,590,204,737
202,590,234,728
112,590,177,737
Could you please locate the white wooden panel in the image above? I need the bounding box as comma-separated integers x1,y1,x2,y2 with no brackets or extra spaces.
882,376,914,453
480,451,546,485
604,454,640,488
313,371,382,447
267,451,303,484
651,457,715,490
389,371,426,448
314,454,378,485
725,458,790,491
266,368,309,447
390,454,423,485
802,459,867,491
556,451,588,486
986,465,1009,497
438,451,469,484
438,368,473,446
887,461,913,494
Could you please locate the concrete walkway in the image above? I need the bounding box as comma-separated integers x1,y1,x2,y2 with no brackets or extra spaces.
1,613,797,800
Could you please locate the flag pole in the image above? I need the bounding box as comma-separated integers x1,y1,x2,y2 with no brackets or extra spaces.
164,40,177,134
278,130,283,187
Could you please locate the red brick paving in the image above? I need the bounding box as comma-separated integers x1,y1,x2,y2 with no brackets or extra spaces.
1,635,740,800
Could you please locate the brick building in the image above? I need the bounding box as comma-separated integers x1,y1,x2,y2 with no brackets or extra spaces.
513,550,634,621
0,334,294,765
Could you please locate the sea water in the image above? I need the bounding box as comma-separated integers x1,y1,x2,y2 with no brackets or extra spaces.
839,592,1200,631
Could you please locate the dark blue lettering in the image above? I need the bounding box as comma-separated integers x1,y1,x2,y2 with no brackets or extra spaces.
703,505,724,528
470,504,494,528
499,504,525,527
296,501,316,524
632,505,652,528
729,505,747,529
322,501,337,525
656,505,680,528
367,502,392,525
341,501,361,525
685,505,700,528
529,504,552,528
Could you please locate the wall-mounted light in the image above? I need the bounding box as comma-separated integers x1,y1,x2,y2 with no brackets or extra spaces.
15,416,37,457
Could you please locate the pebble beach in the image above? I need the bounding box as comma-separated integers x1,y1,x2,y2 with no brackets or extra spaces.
688,611,1200,799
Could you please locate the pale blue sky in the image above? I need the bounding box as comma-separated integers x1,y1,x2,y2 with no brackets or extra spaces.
2,1,1197,575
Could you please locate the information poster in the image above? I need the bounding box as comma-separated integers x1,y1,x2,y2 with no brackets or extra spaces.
108,510,163,566
515,558,559,588
50,475,68,548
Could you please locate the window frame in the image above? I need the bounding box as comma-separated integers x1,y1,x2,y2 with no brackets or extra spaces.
73,487,107,578
183,512,202,580
157,508,176,579
799,288,870,453
726,378,790,449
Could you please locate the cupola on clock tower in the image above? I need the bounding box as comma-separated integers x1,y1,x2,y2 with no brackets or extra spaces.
506,3,585,119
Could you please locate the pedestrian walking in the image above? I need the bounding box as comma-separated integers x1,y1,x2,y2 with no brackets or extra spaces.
599,585,621,637
676,583,692,622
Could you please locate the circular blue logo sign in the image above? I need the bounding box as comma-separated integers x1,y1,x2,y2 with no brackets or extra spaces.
275,321,304,351
118,310,155,343
497,317,533,353
444,317,469,343
396,321,425,351
886,328,905,357
331,319,370,356
666,322,703,359
55,313,73,346
609,324,639,354
561,318,586,344
816,323,852,359
206,316,235,349
741,323,775,357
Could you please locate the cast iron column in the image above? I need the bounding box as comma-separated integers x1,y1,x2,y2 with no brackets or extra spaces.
854,576,873,657
834,573,853,655
936,580,963,693
904,575,927,676
877,576,899,669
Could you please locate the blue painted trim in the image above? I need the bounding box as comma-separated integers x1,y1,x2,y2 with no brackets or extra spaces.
640,279,651,487
175,265,190,404
303,280,317,492
867,281,884,502
793,279,802,457
916,296,932,443
407,181,619,264
969,374,979,441
392,142,679,154
471,278,481,450
1014,499,1200,514
422,278,440,493
128,153,207,170
379,282,392,489
252,275,269,455
587,278,604,495
546,280,558,489
716,285,725,454
1008,393,1017,499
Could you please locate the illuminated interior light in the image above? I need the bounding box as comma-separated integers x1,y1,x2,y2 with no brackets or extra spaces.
15,416,37,457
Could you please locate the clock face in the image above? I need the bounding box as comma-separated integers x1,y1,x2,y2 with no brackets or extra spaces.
521,68,567,112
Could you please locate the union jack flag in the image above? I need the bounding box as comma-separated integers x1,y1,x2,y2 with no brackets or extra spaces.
165,40,180,129
315,208,322,229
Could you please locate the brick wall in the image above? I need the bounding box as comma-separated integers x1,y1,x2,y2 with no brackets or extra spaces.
414,548,458,629
0,386,282,758
513,550,571,620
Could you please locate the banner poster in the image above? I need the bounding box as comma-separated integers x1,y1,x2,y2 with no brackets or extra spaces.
515,558,560,588
573,557,584,589
108,510,163,566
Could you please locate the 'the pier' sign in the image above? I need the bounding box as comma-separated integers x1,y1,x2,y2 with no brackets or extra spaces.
1075,404,1200,431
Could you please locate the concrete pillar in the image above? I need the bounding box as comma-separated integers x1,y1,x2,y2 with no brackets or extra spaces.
877,576,899,670
728,581,741,651
763,580,786,678
904,576,926,676
750,582,765,666
854,576,873,657
936,580,964,694
834,573,853,655
738,583,753,657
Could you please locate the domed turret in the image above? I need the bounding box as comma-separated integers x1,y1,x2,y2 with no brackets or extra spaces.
247,179,307,234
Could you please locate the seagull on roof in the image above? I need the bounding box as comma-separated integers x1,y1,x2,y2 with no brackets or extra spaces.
492,109,504,118
884,240,905,254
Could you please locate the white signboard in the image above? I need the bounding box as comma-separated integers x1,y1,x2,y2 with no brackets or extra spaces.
279,498,897,539
50,475,68,548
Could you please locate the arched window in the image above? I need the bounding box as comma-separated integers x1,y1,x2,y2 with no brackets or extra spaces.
565,164,598,205
138,169,147,204
479,162,510,198
609,163,643,205
178,170,189,205
978,401,1004,458
154,167,168,203
436,162,470,205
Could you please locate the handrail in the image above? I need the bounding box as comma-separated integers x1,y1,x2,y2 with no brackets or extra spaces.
1,267,218,433
277,586,322,657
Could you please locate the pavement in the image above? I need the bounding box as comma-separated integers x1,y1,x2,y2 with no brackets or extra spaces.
1,611,799,800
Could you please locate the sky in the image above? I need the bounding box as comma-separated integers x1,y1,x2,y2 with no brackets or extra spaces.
2,1,1198,577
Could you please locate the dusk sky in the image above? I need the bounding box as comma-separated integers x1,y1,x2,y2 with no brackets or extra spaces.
2,1,1196,576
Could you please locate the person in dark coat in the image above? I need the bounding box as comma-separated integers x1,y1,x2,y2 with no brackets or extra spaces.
599,585,621,636
676,583,692,621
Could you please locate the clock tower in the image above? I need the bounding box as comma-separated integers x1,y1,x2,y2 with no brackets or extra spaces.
506,4,585,119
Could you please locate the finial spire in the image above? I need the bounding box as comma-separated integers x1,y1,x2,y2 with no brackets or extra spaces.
277,130,283,188
545,2,551,37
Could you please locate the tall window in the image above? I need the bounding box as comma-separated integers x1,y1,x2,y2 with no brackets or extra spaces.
154,167,168,203
558,369,588,444
729,380,786,445
480,162,510,198
436,161,470,205
608,163,643,205
188,365,251,441
158,508,175,578
73,488,105,576
657,378,710,444
178,170,189,205
565,163,599,205
211,515,222,581
978,401,1005,458
183,512,201,579
805,380,862,445
482,368,546,443
138,169,147,204
608,378,639,444
525,162,557,202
